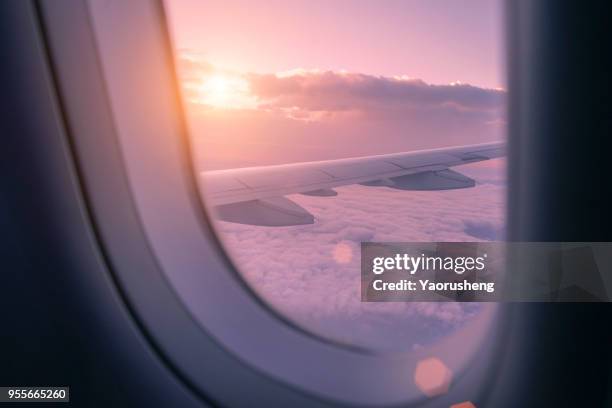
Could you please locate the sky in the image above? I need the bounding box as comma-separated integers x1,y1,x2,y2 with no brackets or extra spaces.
165,0,506,351
167,0,504,89
167,0,506,170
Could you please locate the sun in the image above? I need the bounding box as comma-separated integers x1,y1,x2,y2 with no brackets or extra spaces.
193,73,256,109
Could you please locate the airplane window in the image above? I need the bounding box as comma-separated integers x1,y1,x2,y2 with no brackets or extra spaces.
164,0,506,352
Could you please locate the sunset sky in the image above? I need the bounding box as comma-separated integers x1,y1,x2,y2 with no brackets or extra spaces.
166,0,505,170
167,0,504,89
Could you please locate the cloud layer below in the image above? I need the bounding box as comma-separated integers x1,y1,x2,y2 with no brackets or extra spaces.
212,160,505,351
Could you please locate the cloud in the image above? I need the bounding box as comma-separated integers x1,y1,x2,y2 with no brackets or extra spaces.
210,160,505,351
181,59,506,173
248,70,505,117
179,56,505,124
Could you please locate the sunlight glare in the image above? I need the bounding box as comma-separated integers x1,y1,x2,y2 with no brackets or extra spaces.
192,73,256,110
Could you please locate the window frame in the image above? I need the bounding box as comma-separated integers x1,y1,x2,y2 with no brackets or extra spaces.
38,0,514,405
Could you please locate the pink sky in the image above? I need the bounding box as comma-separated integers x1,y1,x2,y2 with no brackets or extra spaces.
166,0,504,89
166,0,506,170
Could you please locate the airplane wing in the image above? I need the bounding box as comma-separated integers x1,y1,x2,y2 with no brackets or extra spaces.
200,141,505,226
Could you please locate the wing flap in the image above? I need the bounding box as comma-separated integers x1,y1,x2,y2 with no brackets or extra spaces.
214,196,314,227
389,169,476,190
